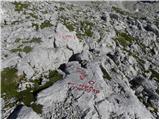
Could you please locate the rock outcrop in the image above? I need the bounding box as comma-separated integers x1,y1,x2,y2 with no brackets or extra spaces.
1,1,159,119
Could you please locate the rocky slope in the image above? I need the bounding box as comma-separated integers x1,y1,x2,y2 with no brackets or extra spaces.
1,1,159,119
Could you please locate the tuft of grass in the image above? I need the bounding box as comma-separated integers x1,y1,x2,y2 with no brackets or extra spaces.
154,18,159,28
60,16,75,31
59,7,65,11
35,70,63,93
28,13,38,19
64,21,75,31
15,38,21,42
11,48,22,53
40,20,53,29
149,69,159,81
2,69,62,115
17,88,35,106
80,20,94,37
31,103,43,114
112,6,129,15
49,70,63,81
115,32,135,47
17,88,43,114
11,20,20,25
23,46,32,53
11,46,32,53
100,65,112,80
22,37,42,44
12,2,29,12
32,23,39,31
1,67,44,114
1,67,20,98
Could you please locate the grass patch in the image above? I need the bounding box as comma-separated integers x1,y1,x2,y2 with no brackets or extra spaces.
31,103,43,114
28,13,38,19
11,48,22,53
23,46,32,53
60,16,75,31
40,20,53,29
1,67,22,98
15,38,21,42
32,23,39,31
11,20,20,25
1,67,44,114
17,88,35,106
80,20,94,37
11,46,32,53
22,37,42,44
115,32,135,47
149,69,159,81
17,88,43,114
64,21,75,31
34,70,63,93
12,2,29,12
59,7,65,11
100,65,112,80
112,6,129,15
2,69,62,114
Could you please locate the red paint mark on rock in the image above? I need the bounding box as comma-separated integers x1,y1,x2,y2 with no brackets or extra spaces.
68,81,100,94
76,67,87,80
56,32,77,40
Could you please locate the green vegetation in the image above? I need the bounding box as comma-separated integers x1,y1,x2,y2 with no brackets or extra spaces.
11,46,32,53
11,20,20,25
115,32,135,47
80,20,94,37
17,70,62,112
154,18,159,28
23,46,32,53
100,65,112,80
33,78,42,87
2,67,62,114
22,37,42,44
59,7,65,11
112,6,139,19
1,67,21,98
28,13,38,19
112,6,129,15
17,88,35,106
40,20,53,29
137,95,158,117
1,67,43,114
64,21,75,31
41,10,48,14
15,38,21,42
13,2,29,12
150,69,159,81
32,23,39,31
75,20,94,39
59,16,94,38
34,70,63,93
60,16,75,31
11,48,22,53
31,103,43,114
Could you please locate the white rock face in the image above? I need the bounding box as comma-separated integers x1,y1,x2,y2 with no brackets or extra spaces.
23,47,73,73
14,23,83,79
32,61,153,119
1,1,159,119
55,23,83,54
